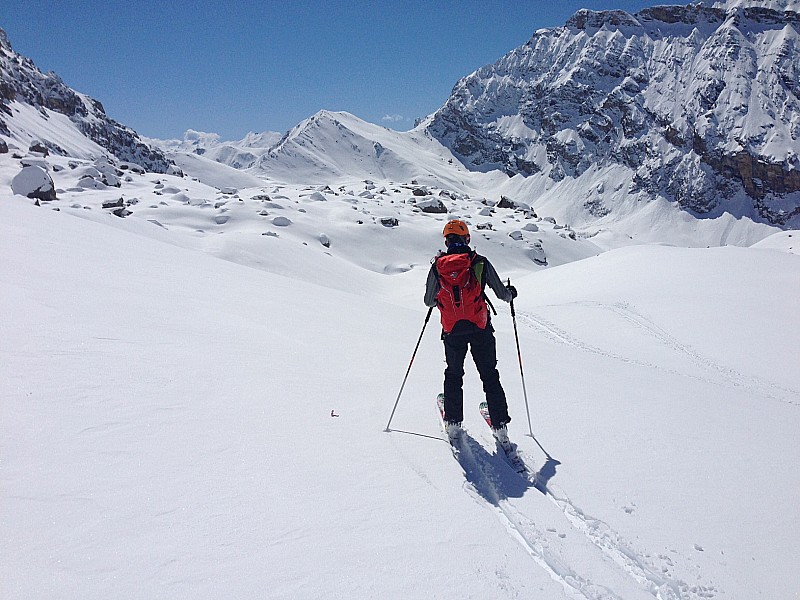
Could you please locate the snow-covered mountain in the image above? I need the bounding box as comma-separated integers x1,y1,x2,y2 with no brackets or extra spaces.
427,0,800,227
144,0,800,231
0,28,174,173
251,109,482,187
148,129,283,170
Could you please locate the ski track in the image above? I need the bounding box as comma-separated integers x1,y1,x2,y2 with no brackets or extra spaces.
450,423,718,600
454,431,625,600
515,302,799,407
523,453,717,600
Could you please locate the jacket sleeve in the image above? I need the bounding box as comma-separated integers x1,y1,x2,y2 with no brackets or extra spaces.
424,261,440,307
483,258,513,303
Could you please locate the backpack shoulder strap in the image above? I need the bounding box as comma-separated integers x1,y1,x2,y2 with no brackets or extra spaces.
470,253,497,316
470,252,486,287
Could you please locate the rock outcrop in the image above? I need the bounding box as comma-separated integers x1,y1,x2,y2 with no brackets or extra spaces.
0,28,174,173
427,0,800,226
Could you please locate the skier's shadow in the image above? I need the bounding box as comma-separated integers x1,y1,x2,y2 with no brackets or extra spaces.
533,455,561,495
454,434,531,503
453,433,562,502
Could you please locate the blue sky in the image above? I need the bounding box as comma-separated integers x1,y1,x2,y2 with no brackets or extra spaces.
2,0,658,140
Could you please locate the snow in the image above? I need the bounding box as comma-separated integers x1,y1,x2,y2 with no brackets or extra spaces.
2,145,800,599
5,101,107,160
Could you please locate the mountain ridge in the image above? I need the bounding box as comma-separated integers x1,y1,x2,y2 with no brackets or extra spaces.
0,28,174,173
426,0,800,227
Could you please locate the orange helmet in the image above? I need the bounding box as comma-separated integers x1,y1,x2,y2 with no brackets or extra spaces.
442,219,469,239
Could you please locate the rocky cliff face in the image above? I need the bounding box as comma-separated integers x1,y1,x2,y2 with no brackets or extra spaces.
0,28,174,173
427,0,800,226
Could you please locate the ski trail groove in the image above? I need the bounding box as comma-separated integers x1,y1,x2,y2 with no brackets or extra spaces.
517,307,798,406
604,302,799,405
538,476,687,600
455,433,625,600
505,445,718,600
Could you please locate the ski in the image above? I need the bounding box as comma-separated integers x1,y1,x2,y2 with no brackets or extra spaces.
479,401,531,477
436,393,463,452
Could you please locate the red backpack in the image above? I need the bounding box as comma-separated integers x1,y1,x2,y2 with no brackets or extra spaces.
435,252,488,333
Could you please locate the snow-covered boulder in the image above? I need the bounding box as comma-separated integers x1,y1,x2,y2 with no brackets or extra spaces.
11,165,56,201
93,158,123,187
272,216,292,227
20,157,50,170
528,241,547,266
118,162,145,174
28,140,49,156
415,197,448,213
77,176,107,190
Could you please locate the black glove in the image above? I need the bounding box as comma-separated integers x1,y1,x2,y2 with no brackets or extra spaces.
506,284,518,300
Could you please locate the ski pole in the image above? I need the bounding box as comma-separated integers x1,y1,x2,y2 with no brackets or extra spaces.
384,306,434,432
509,279,534,437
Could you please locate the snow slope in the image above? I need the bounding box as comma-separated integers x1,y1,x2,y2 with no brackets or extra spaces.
2,191,798,599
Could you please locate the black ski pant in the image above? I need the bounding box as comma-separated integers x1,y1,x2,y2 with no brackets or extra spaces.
442,326,510,427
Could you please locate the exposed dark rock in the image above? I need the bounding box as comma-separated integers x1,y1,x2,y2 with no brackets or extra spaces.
497,196,517,209
102,198,125,209
29,140,49,156
566,9,643,31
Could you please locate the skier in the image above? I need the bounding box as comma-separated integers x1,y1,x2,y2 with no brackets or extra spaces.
425,219,517,442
